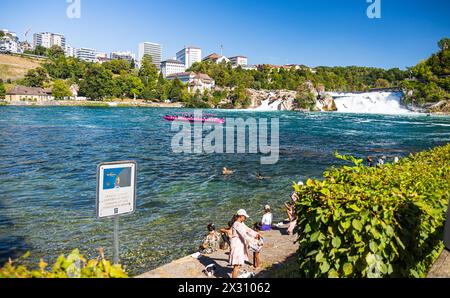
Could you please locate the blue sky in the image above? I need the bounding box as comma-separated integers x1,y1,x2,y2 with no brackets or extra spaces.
0,0,449,69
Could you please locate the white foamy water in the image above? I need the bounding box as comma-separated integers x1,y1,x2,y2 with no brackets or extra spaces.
254,98,284,111
330,92,412,115
253,91,284,111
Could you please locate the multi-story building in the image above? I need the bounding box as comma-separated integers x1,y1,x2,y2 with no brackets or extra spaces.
95,52,110,64
75,47,97,63
19,41,31,53
176,46,202,69
0,29,20,53
202,53,230,64
160,59,186,78
138,42,162,68
33,32,66,49
166,72,215,93
110,51,136,63
229,56,248,67
64,45,76,58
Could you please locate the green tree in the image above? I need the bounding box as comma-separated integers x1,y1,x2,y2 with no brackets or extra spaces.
138,54,158,88
0,79,5,99
438,37,450,51
32,45,47,56
52,79,72,100
374,78,390,88
168,78,186,102
79,64,114,100
46,45,65,60
113,75,144,99
103,59,131,75
23,67,48,88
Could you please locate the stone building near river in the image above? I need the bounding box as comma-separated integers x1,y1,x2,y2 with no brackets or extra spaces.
5,86,53,102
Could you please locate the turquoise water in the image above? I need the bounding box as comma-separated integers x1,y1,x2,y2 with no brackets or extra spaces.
0,107,449,275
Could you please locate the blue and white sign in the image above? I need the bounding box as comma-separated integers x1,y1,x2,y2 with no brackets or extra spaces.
96,161,137,218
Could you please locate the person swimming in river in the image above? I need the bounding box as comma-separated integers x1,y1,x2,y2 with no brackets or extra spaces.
256,172,271,180
222,167,234,176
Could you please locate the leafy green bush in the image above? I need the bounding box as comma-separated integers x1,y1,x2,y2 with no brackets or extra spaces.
0,248,128,278
294,144,450,278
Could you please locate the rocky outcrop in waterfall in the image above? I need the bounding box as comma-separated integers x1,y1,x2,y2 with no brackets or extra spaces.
248,89,297,110
319,95,338,112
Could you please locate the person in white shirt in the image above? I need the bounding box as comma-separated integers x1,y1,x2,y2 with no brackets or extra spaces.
260,205,273,231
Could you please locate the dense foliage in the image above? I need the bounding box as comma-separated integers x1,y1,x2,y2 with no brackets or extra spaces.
189,61,407,93
0,249,128,278
0,79,5,99
293,144,450,278
401,38,450,105
52,79,72,99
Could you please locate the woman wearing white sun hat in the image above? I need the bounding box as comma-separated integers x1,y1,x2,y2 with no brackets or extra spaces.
229,209,262,278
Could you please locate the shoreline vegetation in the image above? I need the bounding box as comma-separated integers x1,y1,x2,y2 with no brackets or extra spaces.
0,38,449,113
293,144,450,278
1,144,449,278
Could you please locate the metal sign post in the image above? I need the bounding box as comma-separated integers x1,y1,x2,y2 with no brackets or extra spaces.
96,161,137,265
113,216,120,264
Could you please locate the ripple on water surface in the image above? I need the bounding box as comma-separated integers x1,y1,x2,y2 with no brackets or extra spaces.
0,107,449,275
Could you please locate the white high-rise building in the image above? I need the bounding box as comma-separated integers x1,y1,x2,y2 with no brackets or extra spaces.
229,56,248,67
33,32,66,49
75,48,97,63
176,46,202,69
138,42,162,68
0,29,20,53
160,59,186,78
64,45,76,58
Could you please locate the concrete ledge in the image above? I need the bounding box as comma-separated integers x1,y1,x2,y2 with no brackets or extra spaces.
136,225,298,278
427,249,450,278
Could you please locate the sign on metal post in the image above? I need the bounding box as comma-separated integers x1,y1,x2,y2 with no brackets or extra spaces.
96,161,137,264
444,198,450,250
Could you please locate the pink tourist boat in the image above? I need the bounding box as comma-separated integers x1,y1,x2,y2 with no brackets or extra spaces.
163,113,225,124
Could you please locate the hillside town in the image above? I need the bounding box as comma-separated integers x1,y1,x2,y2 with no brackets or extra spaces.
0,29,249,69
0,28,319,103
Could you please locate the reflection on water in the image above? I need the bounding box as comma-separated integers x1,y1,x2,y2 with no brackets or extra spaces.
0,107,449,275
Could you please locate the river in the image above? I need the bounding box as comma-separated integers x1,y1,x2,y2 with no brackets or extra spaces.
0,106,449,275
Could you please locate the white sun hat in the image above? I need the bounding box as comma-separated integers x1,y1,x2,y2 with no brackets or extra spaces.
236,209,250,218
265,205,271,210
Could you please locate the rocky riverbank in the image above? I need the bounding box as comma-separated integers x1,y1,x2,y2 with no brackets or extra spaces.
137,223,298,278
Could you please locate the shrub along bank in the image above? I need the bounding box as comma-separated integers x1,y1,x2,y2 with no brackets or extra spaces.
0,249,128,278
293,144,450,278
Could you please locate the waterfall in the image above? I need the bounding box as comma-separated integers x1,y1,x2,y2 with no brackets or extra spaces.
254,92,283,111
330,92,411,114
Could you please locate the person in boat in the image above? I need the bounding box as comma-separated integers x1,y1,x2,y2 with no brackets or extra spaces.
199,223,222,255
367,156,374,167
229,210,262,278
223,167,234,176
260,205,273,231
394,156,400,163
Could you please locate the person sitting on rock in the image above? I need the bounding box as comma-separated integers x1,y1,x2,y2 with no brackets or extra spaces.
200,224,222,255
